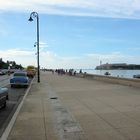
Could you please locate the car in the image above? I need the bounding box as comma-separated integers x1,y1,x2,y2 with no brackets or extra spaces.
0,87,8,108
0,71,3,75
26,65,36,78
10,71,29,88
27,69,36,78
133,74,140,79
0,69,8,75
104,72,111,76
0,71,5,75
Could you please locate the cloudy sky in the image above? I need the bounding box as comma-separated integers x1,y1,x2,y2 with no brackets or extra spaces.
0,0,140,69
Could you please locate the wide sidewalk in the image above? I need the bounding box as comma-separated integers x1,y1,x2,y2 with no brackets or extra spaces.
7,72,140,140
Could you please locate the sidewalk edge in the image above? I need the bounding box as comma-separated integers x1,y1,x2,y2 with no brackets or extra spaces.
0,77,36,140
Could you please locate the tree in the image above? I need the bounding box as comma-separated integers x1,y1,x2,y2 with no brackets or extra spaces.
0,58,5,69
0,59,23,69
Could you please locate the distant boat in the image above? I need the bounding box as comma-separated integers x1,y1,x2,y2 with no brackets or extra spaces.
104,72,111,76
133,74,140,78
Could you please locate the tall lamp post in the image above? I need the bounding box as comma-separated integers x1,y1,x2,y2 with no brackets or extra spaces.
28,12,40,83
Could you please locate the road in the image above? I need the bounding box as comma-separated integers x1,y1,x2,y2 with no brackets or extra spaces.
0,75,32,136
0,75,10,87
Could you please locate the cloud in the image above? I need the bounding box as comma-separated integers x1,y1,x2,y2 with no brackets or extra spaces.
0,0,140,19
38,51,140,69
0,48,140,68
128,47,140,51
0,48,36,67
87,52,125,61
0,49,33,57
86,52,140,65
33,42,48,48
39,42,48,46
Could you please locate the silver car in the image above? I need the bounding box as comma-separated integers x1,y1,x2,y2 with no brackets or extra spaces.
0,87,8,108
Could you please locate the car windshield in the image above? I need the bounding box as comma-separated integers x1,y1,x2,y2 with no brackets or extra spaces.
14,73,26,77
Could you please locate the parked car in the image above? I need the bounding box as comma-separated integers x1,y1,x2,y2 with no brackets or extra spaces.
0,71,4,75
0,69,8,75
26,65,36,78
10,71,29,88
0,71,5,75
0,87,8,108
133,74,140,79
104,72,111,76
27,69,36,78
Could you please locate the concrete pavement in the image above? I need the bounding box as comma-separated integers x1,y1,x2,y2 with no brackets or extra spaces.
6,72,140,140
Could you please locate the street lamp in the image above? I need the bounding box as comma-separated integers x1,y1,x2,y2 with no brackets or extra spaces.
34,42,37,48
28,12,40,83
34,42,38,66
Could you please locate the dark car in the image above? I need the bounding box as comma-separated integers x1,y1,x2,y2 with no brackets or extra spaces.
104,72,111,76
10,71,29,88
133,74,140,79
0,87,8,108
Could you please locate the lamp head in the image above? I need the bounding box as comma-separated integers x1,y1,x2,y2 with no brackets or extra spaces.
28,17,33,22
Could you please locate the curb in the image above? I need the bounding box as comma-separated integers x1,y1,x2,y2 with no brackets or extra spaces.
0,77,35,140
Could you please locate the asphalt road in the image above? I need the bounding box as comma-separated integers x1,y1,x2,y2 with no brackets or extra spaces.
0,75,32,136
0,75,10,87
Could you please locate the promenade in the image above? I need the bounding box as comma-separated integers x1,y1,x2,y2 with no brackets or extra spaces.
6,72,140,140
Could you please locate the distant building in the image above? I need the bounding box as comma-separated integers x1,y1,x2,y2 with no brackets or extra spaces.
95,63,140,70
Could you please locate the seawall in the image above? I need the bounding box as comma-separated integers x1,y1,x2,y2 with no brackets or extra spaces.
76,73,140,88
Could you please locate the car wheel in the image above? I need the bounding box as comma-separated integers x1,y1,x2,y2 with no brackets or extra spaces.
6,95,9,100
11,85,13,88
2,102,6,108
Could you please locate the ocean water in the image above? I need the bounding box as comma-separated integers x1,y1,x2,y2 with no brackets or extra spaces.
80,69,140,79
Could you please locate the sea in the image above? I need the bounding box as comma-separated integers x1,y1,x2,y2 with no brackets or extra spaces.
78,69,140,79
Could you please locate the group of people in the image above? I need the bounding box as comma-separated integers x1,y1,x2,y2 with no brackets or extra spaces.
55,69,66,75
52,69,83,76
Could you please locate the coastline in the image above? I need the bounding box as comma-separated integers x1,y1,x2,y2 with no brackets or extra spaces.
76,72,140,88
81,69,140,79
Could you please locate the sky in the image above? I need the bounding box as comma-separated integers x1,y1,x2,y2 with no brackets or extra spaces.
0,0,140,69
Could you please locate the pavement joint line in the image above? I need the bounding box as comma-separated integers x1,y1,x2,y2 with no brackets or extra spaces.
42,98,48,140
0,76,35,140
75,97,129,138
47,85,87,140
92,94,140,125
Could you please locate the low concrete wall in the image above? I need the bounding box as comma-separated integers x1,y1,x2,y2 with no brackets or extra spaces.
76,73,140,88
